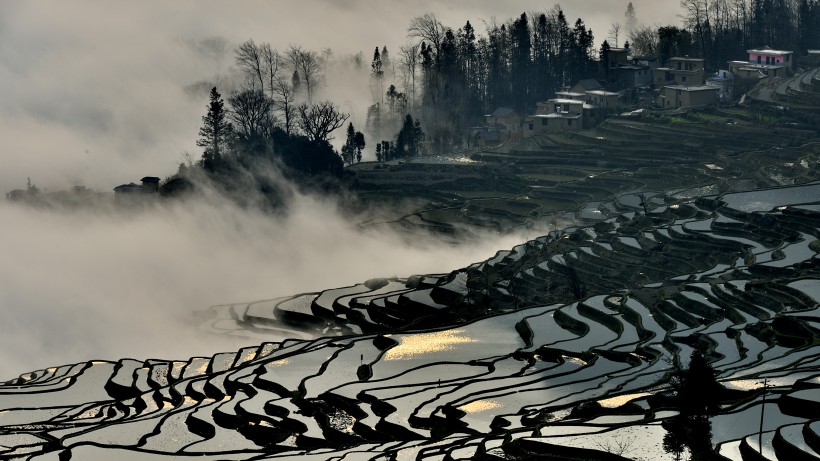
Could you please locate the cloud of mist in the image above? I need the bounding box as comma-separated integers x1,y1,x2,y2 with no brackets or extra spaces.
0,188,524,380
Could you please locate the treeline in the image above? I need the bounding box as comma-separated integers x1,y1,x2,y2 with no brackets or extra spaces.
366,8,599,153
632,0,820,71
380,2,820,152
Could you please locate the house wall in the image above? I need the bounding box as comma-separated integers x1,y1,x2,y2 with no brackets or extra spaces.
524,116,581,136
674,69,705,85
485,115,521,130
749,52,792,70
548,117,579,132
550,101,584,116
659,87,717,108
684,89,717,106
630,68,652,86
735,68,762,80
653,68,673,86
607,49,629,68
586,92,619,108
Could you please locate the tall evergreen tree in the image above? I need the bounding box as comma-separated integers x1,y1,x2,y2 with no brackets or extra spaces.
197,87,232,170
371,47,385,106
571,19,595,81
556,10,573,85
600,40,612,81
663,351,722,460
531,13,554,103
341,122,357,165
510,13,532,111
625,2,638,33
395,114,424,158
340,123,366,165
354,130,366,163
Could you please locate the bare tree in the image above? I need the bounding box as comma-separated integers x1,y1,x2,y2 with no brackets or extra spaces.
399,42,420,110
288,45,322,103
609,22,622,47
229,88,274,141
681,0,710,61
273,75,297,136
297,101,349,142
319,47,333,71
236,40,285,100
235,39,265,91
408,13,444,56
628,24,660,57
260,44,284,99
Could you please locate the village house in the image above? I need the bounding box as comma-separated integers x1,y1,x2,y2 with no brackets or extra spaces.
729,47,794,80
6,178,39,202
525,99,586,135
484,107,522,131
585,90,620,109
113,176,160,203
554,89,620,108
523,87,621,137
706,69,734,101
473,107,523,146
804,49,820,67
658,85,718,109
571,79,604,94
600,47,652,87
653,57,706,87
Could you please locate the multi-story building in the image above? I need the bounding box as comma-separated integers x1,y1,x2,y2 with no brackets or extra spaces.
653,57,706,87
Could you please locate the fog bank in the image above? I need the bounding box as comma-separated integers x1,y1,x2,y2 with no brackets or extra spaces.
0,193,523,380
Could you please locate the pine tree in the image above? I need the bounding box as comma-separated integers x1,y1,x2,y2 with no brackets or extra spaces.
381,45,391,77
341,122,357,165
510,13,532,111
663,350,722,460
197,87,232,171
600,40,612,81
625,2,637,33
371,47,384,105
354,131,366,163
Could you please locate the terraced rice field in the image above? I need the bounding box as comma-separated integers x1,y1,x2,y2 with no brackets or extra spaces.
350,109,819,239
1,181,818,460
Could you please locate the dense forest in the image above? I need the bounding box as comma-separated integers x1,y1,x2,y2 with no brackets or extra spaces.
170,0,820,204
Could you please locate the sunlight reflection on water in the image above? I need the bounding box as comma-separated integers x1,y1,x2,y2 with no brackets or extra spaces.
459,399,502,414
384,330,477,360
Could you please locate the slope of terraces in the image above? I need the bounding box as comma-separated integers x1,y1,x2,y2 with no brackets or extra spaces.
771,67,820,108
1,182,819,461
349,111,819,239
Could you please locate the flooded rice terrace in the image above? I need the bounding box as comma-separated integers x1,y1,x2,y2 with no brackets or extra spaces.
1,181,819,460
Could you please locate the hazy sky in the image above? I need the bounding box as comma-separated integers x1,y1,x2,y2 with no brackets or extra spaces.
0,1,683,379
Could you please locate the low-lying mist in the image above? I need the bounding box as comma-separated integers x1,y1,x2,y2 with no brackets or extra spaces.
0,187,524,380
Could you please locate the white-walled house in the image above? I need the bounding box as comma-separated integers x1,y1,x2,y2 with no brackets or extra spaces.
729,47,794,79
523,88,621,137
657,85,719,109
